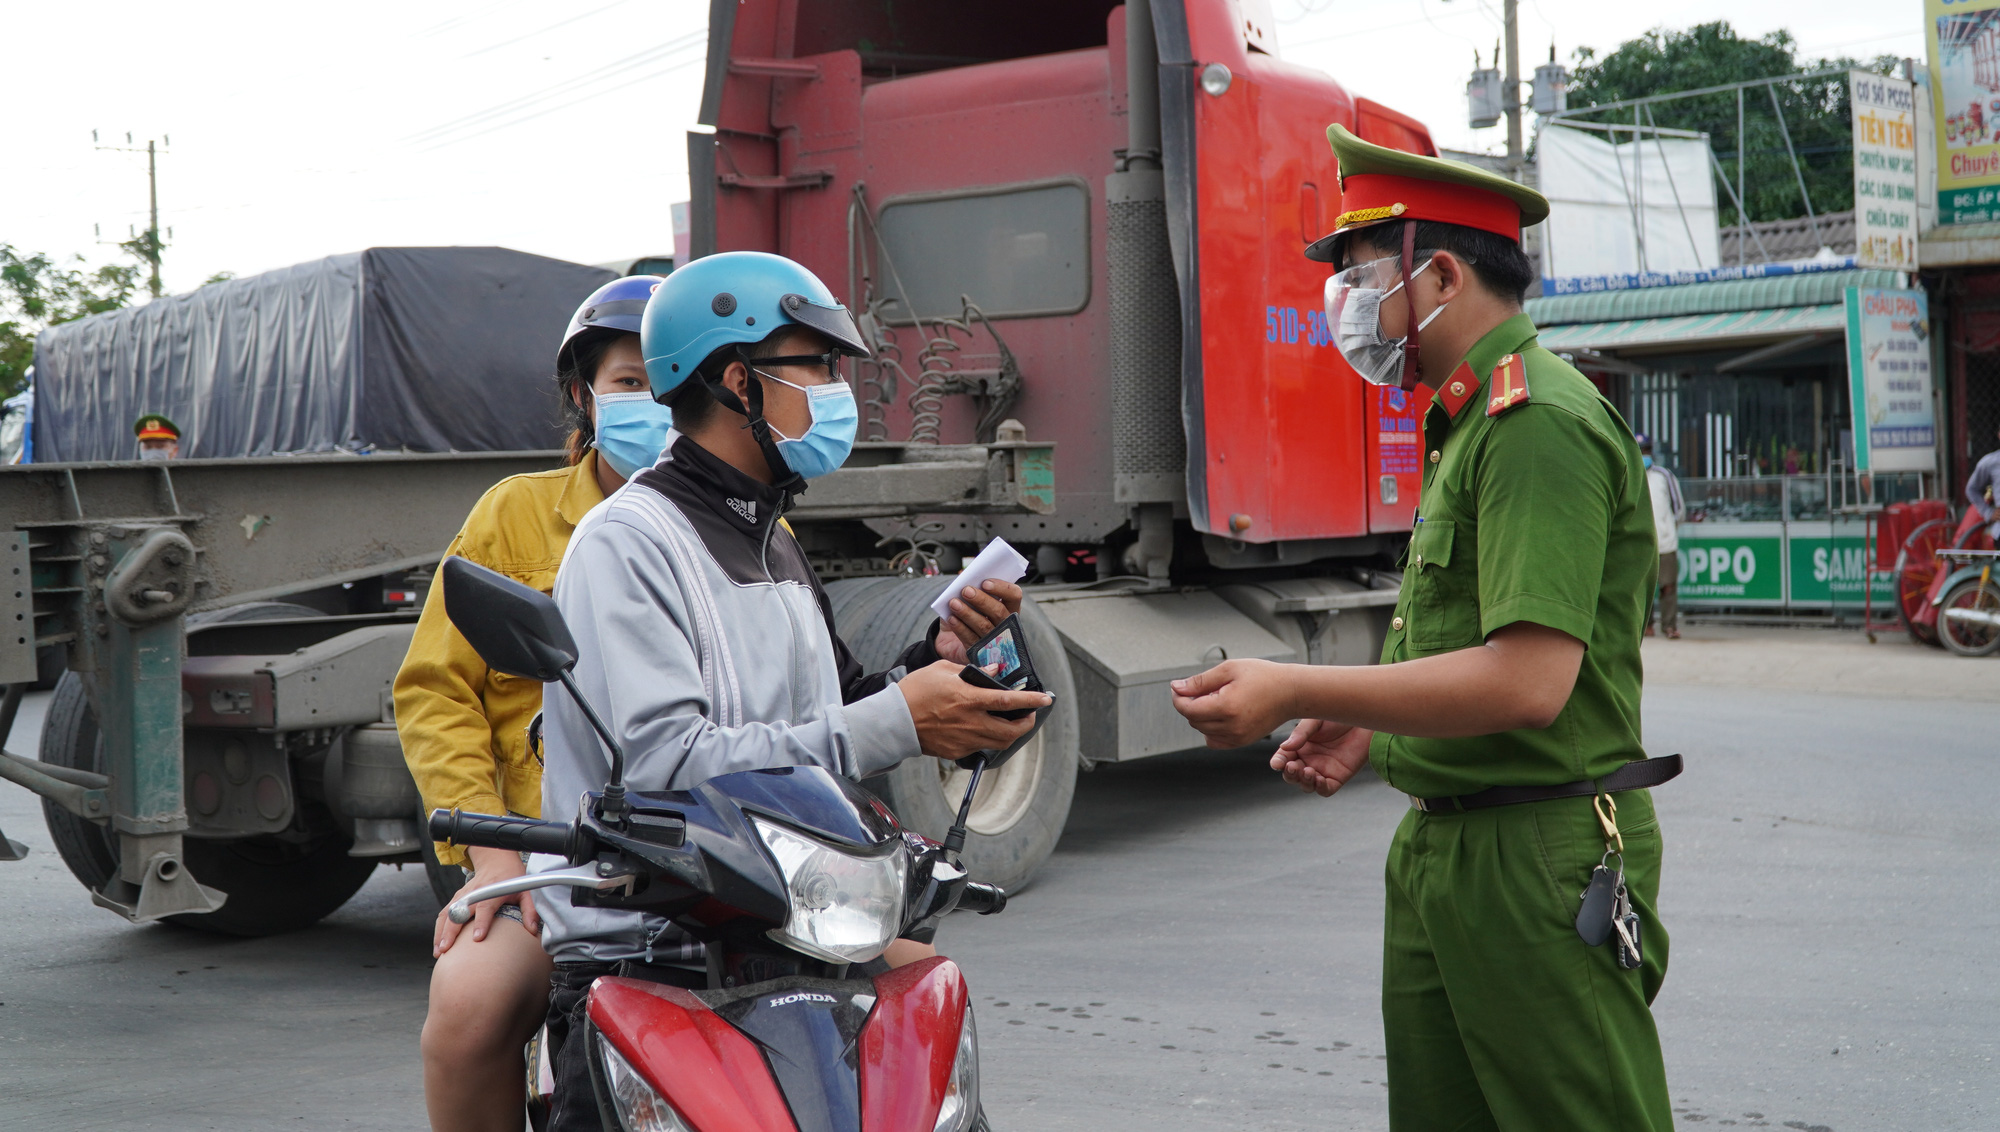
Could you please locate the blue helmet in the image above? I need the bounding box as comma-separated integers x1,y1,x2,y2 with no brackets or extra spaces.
640,251,868,401
557,275,663,373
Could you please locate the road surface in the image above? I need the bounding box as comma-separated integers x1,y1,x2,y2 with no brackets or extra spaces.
1,629,1993,1130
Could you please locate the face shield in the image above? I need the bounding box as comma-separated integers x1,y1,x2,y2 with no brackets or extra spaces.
1323,251,1446,386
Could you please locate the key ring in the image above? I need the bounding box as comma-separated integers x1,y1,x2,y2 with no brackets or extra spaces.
1593,791,1623,855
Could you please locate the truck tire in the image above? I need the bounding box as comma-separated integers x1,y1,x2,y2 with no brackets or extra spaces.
826,576,1078,893
38,602,381,935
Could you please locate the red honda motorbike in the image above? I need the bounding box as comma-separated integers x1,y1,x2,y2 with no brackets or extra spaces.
430,557,1019,1132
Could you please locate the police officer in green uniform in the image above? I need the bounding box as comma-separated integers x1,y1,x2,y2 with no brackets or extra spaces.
1171,125,1679,1131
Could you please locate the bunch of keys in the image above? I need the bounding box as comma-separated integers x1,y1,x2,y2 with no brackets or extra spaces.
1575,850,1643,970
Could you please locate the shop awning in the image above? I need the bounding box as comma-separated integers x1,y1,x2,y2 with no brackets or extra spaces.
1535,303,1848,352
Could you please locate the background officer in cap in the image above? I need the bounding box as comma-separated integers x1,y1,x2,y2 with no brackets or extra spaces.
133,413,179,460
1172,125,1675,1130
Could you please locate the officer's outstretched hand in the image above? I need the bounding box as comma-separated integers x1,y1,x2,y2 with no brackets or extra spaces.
1270,719,1375,798
1169,658,1294,749
900,659,1049,761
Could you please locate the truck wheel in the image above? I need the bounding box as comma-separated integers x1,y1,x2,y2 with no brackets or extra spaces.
38,602,380,935
826,576,1078,893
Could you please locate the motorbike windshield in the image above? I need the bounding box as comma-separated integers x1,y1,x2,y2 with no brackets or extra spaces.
702,765,901,852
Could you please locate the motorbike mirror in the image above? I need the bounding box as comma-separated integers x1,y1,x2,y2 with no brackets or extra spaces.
441,557,578,681
440,556,632,819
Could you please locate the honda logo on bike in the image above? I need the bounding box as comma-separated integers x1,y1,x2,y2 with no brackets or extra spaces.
768,992,838,1007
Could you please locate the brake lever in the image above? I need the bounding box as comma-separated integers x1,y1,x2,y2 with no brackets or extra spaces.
448,862,640,925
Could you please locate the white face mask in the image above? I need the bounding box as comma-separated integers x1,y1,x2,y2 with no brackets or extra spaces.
1324,253,1447,386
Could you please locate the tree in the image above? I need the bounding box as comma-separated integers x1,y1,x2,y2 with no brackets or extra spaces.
0,245,145,398
1565,23,1899,227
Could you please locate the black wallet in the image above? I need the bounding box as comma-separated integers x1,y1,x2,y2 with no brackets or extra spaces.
954,614,1054,766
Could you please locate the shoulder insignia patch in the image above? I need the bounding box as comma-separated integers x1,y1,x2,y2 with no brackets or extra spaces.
1485,353,1530,417
1437,362,1479,417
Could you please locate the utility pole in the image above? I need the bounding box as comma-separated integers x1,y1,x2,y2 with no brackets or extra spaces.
93,130,168,298
1503,0,1522,177
145,140,160,298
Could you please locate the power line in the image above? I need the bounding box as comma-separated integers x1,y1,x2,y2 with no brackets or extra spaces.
419,0,536,38
406,31,704,145
462,0,639,58
417,54,707,151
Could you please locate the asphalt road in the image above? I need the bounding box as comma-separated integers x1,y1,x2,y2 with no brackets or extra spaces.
1,659,1995,1131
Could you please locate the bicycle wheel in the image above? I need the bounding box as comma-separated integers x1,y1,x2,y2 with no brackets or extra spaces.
1938,575,2000,658
1894,518,1951,646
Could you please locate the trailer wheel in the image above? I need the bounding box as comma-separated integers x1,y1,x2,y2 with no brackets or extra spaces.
827,576,1078,893
38,602,380,935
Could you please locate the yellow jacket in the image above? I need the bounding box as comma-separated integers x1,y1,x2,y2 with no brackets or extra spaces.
395,453,606,867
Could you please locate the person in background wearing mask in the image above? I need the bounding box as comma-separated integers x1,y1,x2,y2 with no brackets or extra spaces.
1638,434,1684,639
394,275,674,1132
134,413,179,459
1170,127,1678,1131
535,251,1046,1132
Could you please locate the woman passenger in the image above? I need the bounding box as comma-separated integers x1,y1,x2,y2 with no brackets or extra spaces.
394,275,672,1132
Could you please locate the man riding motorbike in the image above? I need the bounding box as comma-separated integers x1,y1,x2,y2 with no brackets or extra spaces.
396,274,675,1132
533,251,1048,1131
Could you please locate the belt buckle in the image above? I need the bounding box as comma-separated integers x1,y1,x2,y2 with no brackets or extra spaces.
1407,794,1430,812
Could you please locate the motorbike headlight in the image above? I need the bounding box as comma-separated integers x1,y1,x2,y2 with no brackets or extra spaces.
598,1036,693,1132
751,814,908,964
932,1005,980,1132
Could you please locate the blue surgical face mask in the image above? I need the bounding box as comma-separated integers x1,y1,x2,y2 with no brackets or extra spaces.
1642,455,1654,469
756,370,857,480
593,390,674,480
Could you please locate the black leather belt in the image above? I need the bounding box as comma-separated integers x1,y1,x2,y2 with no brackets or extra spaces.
1408,754,1683,814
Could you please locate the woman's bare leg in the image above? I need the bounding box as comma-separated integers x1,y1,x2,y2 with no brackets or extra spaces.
421,917,553,1132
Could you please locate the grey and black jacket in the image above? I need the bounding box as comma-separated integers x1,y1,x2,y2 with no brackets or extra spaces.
536,432,940,964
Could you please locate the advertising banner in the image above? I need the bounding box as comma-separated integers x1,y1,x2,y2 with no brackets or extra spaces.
1675,531,1784,605
1786,532,1897,606
1843,287,1936,473
1850,70,1919,269
1929,0,2000,223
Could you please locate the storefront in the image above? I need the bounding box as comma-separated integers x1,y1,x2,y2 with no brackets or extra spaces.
1918,225,2000,490
1526,265,1935,612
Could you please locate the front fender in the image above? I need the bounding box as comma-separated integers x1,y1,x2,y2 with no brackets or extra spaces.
1930,565,1992,606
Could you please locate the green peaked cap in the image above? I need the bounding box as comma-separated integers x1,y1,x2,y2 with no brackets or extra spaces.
1306,124,1550,262
133,413,180,439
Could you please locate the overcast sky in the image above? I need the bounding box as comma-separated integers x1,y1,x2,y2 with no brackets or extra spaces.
1,0,1923,295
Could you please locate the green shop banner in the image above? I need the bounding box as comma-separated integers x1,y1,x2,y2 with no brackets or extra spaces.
1676,536,1783,604
1787,535,1896,607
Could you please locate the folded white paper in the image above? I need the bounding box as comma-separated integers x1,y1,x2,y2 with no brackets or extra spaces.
930,537,1030,621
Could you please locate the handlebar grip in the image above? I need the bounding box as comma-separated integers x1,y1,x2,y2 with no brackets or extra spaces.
958,881,1008,916
428,809,573,857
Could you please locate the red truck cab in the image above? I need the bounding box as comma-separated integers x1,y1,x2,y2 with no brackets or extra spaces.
693,0,1436,564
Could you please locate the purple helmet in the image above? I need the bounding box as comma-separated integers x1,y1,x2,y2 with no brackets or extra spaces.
556,275,664,372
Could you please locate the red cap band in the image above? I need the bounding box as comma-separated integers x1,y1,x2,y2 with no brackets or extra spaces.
1336,173,1521,241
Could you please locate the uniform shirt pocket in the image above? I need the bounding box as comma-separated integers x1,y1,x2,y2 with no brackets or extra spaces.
1408,519,1481,652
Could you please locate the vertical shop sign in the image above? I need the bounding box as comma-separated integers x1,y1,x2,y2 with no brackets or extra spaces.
1843,287,1936,473
1929,0,2000,223
1851,70,1919,268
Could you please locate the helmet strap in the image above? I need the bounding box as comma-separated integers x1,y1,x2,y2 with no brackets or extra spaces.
1398,220,1422,393
719,348,805,498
